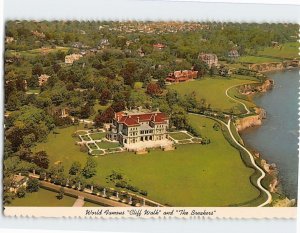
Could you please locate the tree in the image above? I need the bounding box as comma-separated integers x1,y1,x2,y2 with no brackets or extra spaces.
22,133,36,148
146,83,162,96
170,105,188,129
192,60,208,78
32,151,49,169
26,178,39,192
99,89,112,105
82,157,97,179
57,187,64,200
32,63,43,76
17,186,26,198
94,107,115,127
69,161,82,176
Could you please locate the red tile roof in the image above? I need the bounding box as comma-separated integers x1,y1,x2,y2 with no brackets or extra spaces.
115,111,168,126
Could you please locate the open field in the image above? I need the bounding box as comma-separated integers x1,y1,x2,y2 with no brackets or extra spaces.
238,56,281,64
7,188,76,207
257,42,300,60
6,46,70,58
169,77,257,113
33,125,88,168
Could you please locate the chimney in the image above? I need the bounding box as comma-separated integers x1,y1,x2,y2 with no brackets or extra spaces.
137,117,140,123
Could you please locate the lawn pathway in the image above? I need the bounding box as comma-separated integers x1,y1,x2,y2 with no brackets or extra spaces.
225,84,251,114
189,113,272,207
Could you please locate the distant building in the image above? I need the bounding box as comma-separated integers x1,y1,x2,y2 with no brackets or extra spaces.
65,53,83,64
107,108,169,146
38,74,50,86
5,37,14,44
153,43,166,50
166,70,198,83
9,174,28,193
98,39,110,49
228,49,239,59
31,30,45,39
198,53,218,68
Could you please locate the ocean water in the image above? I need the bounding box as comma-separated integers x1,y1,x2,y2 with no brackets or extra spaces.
240,69,299,200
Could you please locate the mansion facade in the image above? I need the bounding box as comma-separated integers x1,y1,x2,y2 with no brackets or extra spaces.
107,109,169,145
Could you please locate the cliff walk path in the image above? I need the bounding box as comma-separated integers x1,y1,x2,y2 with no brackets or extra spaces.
225,84,251,114
189,113,272,207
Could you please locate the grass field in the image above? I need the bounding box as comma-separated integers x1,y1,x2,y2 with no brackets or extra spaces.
169,132,192,140
6,47,70,58
7,188,76,207
34,115,260,206
169,77,257,113
89,132,106,140
238,56,281,64
257,42,300,60
96,141,120,149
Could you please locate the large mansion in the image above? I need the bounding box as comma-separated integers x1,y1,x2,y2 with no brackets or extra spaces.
166,70,198,83
198,53,219,68
107,108,169,146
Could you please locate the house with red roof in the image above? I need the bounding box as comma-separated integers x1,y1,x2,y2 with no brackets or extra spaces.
166,70,198,83
107,108,169,146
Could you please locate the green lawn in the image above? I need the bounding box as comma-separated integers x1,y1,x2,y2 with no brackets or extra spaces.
169,132,192,140
7,188,76,207
238,56,281,64
169,77,257,113
33,125,88,168
81,135,91,141
257,42,300,60
90,115,260,206
34,116,260,206
6,47,70,59
96,141,120,149
89,132,106,140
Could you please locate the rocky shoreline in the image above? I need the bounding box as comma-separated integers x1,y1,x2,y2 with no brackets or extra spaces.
235,69,297,207
248,59,300,73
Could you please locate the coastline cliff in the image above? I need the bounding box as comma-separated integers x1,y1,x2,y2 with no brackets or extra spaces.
248,60,300,72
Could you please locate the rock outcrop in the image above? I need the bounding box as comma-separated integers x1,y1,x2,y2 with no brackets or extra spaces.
249,60,300,72
273,197,296,207
240,79,274,95
235,115,262,131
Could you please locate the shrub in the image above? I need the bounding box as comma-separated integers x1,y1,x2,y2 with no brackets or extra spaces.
26,178,39,193
17,187,26,198
115,181,127,188
139,190,148,196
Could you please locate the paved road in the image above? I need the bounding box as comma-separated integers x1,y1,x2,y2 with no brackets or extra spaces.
225,84,251,114
40,181,130,207
189,113,272,207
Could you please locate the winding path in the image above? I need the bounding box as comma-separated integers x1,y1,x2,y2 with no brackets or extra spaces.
225,84,251,114
189,113,272,207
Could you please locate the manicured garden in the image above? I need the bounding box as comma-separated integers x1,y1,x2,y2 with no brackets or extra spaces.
89,132,106,140
169,132,192,140
96,141,121,149
34,115,261,206
169,77,256,113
